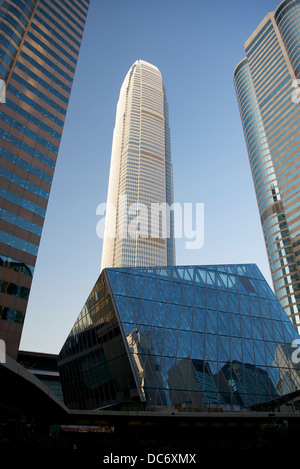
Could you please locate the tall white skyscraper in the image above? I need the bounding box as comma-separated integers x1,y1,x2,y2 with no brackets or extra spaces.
101,60,175,269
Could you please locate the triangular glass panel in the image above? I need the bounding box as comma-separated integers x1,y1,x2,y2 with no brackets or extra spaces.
217,312,229,336
228,292,239,313
141,278,155,301
251,316,263,339
261,280,274,299
265,341,276,364
119,273,133,295
253,341,266,366
227,265,237,275
216,264,227,274
229,314,241,337
183,305,193,330
163,356,177,376
176,331,189,358
237,265,247,276
171,304,181,328
205,334,218,361
262,318,274,341
148,277,159,301
186,267,196,283
151,327,165,355
165,304,177,329
179,306,190,330
180,330,192,355
282,320,297,343
207,270,216,286
133,274,145,295
105,270,122,294
122,298,136,324
206,288,217,310
181,285,190,306
193,308,205,333
184,284,195,305
240,316,252,339
128,276,140,298
228,275,238,292
250,296,261,317
190,332,204,359
128,297,141,323
239,294,251,317
218,335,230,362
205,310,217,334
169,281,181,304
195,268,206,286
254,279,265,299
113,294,127,318
156,302,167,327
176,267,185,281
165,267,176,283
218,291,228,312
242,339,254,364
260,299,271,319
244,372,255,396
122,322,135,336
157,267,168,280
136,300,151,325
183,267,193,283
157,279,169,302
274,301,288,321
162,329,176,357
217,273,228,290
248,277,258,296
247,264,258,279
151,303,164,327
272,319,285,342
230,337,243,362
167,357,185,386
194,287,206,308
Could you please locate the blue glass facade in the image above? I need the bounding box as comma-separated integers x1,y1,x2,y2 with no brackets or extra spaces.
0,0,90,358
58,264,300,411
234,0,300,334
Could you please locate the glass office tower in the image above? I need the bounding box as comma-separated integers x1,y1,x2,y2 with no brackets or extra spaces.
58,264,300,411
234,0,300,334
101,60,175,270
0,0,90,358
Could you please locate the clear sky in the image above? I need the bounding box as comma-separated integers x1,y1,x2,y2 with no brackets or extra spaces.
20,0,281,354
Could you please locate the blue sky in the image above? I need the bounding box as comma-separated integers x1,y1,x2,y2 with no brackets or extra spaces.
20,0,281,354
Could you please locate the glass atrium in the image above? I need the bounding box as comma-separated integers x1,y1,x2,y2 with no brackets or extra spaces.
58,264,300,411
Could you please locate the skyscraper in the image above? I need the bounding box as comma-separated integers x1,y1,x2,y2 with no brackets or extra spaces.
0,0,90,359
234,0,300,333
101,60,175,270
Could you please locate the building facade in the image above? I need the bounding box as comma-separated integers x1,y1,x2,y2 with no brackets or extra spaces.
234,0,300,333
101,60,175,270
0,0,90,358
58,264,300,411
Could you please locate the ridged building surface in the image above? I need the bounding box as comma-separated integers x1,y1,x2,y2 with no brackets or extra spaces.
234,0,300,333
101,60,175,270
0,0,90,358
